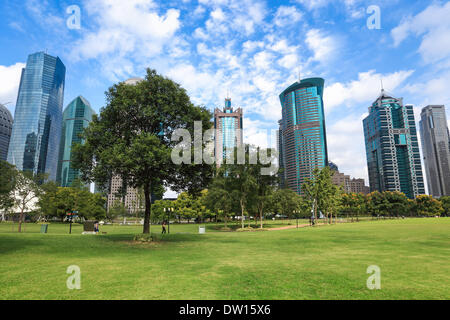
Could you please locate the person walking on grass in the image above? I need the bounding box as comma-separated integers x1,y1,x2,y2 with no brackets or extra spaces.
162,221,167,234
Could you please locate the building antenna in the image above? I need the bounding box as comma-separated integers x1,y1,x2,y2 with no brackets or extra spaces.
381,79,384,93
298,68,301,82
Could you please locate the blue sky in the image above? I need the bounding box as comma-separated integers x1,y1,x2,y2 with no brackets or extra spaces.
1,0,450,186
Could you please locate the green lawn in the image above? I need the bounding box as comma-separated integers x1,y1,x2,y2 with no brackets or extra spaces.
0,218,449,300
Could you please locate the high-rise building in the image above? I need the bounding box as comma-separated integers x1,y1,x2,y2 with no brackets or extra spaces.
214,98,243,166
7,52,65,181
419,105,450,197
363,90,425,198
56,96,95,187
0,104,13,161
279,78,328,194
277,119,285,187
107,78,144,215
331,170,370,194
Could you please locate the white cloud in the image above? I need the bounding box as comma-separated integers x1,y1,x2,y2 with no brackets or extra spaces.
305,29,338,63
71,0,181,80
0,62,25,113
327,114,369,183
391,2,450,64
273,6,303,27
324,69,415,114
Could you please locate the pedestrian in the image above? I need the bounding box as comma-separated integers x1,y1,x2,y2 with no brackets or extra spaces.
162,221,167,234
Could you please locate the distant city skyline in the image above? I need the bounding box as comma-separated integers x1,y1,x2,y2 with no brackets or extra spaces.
1,1,450,186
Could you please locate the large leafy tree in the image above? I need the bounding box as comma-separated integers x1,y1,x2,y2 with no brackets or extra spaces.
73,69,213,234
271,188,301,221
439,196,450,217
303,166,335,224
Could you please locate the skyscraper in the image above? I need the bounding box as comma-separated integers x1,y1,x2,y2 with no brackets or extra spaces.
7,52,65,181
0,104,13,161
419,105,450,197
56,96,95,187
363,90,425,198
277,119,285,187
279,78,328,194
214,98,243,166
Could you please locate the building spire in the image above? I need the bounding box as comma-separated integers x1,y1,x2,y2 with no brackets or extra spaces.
381,79,384,93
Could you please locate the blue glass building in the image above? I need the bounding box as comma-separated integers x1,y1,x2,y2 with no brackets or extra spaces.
363,90,425,198
279,78,328,194
7,52,66,181
214,98,243,166
0,104,13,161
56,96,95,187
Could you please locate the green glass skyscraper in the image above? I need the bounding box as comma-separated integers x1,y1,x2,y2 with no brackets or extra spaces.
363,90,425,198
279,78,328,194
56,96,95,187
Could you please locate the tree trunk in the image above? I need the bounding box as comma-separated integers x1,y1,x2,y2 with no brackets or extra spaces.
259,208,263,229
18,208,24,233
240,199,245,229
143,183,152,234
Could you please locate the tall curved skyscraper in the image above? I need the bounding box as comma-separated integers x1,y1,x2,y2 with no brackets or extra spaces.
0,104,13,161
7,52,65,180
279,78,328,194
56,96,95,187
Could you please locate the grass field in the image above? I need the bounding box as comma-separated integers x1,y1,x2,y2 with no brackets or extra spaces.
0,218,449,300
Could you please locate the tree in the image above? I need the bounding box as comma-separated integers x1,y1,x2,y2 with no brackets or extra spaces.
252,147,278,229
439,196,450,217
14,171,43,232
414,195,444,217
205,177,234,228
271,188,301,221
72,69,213,234
367,191,390,218
384,191,409,218
219,146,257,229
303,166,335,224
38,181,59,220
0,161,17,219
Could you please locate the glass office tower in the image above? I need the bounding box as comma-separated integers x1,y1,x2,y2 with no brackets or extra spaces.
0,104,13,161
279,78,328,194
363,90,425,199
214,98,243,166
419,105,450,197
56,96,95,187
7,52,65,181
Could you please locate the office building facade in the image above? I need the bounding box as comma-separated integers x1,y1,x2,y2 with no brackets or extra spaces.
0,104,13,161
363,90,425,198
331,170,370,194
7,52,65,181
56,96,95,187
419,105,450,197
279,78,328,194
214,98,243,166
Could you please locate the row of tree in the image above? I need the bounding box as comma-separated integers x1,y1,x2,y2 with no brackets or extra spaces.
0,161,106,232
